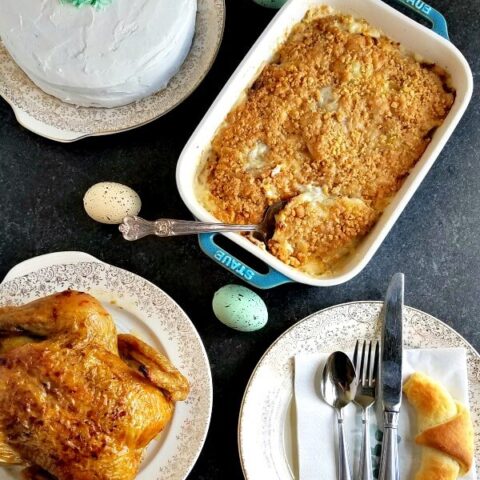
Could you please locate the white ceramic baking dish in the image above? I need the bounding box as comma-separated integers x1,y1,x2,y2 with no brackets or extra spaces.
177,0,473,288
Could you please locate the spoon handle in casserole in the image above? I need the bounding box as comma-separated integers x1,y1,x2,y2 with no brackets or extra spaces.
119,216,260,241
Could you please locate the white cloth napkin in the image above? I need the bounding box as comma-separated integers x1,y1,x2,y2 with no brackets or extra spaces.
294,348,476,480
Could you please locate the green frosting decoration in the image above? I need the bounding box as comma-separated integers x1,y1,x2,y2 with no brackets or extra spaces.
61,0,112,8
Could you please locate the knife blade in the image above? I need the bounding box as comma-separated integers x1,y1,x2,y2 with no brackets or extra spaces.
378,272,404,480
381,272,404,410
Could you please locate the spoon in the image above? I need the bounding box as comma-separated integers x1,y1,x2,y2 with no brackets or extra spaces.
320,351,357,480
119,200,287,243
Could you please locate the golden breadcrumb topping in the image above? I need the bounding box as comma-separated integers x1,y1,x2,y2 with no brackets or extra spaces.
269,187,377,275
198,9,454,275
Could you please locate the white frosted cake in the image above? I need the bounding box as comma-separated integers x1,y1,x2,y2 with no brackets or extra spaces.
0,0,197,108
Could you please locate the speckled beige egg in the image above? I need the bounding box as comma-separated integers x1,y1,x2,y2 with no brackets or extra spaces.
83,182,141,224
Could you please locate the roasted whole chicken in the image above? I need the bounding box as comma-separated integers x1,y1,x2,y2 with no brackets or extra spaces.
0,291,189,479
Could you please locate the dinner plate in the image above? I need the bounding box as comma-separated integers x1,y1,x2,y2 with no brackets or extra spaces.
0,252,212,480
238,302,480,479
0,0,225,142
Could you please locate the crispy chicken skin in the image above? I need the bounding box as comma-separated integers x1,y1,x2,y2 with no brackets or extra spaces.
0,291,189,480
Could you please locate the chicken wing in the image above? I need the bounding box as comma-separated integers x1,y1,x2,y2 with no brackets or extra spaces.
0,291,189,480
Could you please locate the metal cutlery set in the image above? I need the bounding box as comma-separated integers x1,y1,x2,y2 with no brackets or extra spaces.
320,273,404,480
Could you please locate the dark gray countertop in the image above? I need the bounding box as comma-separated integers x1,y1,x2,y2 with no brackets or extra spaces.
0,0,478,478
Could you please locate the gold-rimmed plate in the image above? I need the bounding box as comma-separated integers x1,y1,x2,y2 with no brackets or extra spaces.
0,0,225,142
238,302,480,479
0,252,212,480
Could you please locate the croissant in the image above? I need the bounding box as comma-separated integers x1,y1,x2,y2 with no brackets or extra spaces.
403,372,474,480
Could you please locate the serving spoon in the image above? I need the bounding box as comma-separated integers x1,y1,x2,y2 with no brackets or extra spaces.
320,351,357,480
119,200,287,243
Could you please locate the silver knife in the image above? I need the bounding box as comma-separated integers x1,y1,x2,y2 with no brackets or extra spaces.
378,273,404,480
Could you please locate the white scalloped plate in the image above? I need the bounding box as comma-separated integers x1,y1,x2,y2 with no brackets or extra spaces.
238,302,480,479
0,0,225,142
0,252,212,480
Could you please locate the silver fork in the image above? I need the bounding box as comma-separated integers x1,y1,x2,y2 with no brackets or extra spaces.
353,340,380,480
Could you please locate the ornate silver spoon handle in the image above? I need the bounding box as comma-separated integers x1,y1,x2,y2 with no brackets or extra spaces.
119,216,260,241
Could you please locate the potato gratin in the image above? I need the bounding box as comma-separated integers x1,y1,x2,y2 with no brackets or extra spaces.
197,8,454,276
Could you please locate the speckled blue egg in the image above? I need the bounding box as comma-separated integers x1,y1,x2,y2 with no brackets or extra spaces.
252,0,288,8
212,285,268,332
